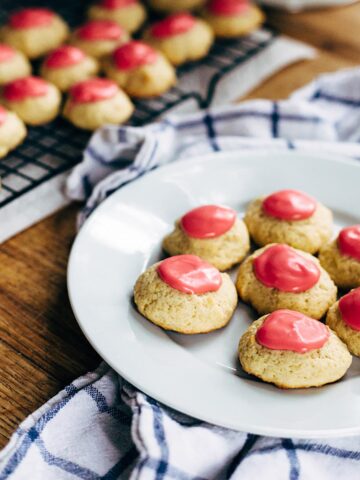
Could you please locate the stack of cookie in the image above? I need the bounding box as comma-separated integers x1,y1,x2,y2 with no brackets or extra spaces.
134,189,360,389
0,0,264,157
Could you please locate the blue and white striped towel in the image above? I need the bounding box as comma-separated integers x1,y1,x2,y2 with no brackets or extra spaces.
2,67,360,479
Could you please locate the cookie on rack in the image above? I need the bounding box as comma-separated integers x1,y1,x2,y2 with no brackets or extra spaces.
103,40,176,97
0,8,69,59
134,254,237,334
201,0,264,38
148,0,206,13
0,43,31,85
326,287,360,356
239,309,352,389
70,20,129,59
319,225,360,289
40,46,100,92
63,78,133,130
244,189,333,254
143,12,214,66
0,105,26,158
163,205,250,271
88,0,147,34
2,76,61,126
236,243,337,319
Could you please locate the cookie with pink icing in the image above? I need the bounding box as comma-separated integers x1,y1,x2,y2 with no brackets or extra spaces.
0,105,27,158
70,20,129,58
320,225,360,289
103,40,176,97
143,13,214,66
245,189,333,254
2,76,61,126
163,205,250,271
1,8,69,59
41,46,99,92
239,309,351,388
0,43,31,85
134,255,237,334
202,0,264,38
63,77,133,130
88,0,146,33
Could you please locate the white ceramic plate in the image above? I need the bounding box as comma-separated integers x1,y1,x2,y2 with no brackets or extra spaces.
68,150,360,438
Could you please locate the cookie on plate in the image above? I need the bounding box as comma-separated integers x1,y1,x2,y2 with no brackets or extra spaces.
88,0,147,33
163,205,250,271
143,12,214,66
1,8,69,59
40,46,99,92
134,254,237,334
0,105,26,157
326,287,360,356
239,309,352,389
103,40,176,97
70,20,129,59
201,0,264,38
244,189,333,254
0,43,31,85
148,0,206,12
2,76,61,126
63,77,133,130
319,225,360,289
236,243,337,319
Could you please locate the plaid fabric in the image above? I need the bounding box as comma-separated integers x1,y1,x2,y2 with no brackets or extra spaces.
2,68,360,479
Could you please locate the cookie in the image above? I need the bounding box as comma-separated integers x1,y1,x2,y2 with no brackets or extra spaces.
103,40,176,97
40,45,99,92
63,77,133,130
148,0,206,12
143,13,214,66
0,105,26,158
319,225,360,289
163,205,250,271
134,254,237,334
70,20,129,58
1,8,69,59
236,243,337,319
2,76,61,126
239,309,352,389
88,0,147,33
201,0,264,38
0,43,31,85
326,288,360,356
244,189,333,254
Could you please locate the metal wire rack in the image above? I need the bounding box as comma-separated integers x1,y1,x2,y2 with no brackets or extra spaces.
0,0,277,208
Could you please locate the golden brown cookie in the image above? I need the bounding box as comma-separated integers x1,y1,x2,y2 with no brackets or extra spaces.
239,310,352,389
244,190,333,254
134,255,237,334
1,8,69,59
88,0,147,33
103,40,176,97
63,77,134,130
148,0,206,12
236,243,337,319
143,13,214,66
0,43,31,85
2,76,61,126
0,105,27,157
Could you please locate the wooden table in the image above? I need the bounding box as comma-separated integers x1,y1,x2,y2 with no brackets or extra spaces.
1,3,360,449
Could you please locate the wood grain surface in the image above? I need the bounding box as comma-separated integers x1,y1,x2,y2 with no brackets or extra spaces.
0,4,359,449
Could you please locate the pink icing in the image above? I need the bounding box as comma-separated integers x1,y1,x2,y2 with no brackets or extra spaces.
10,8,54,29
44,46,85,68
113,41,157,70
76,20,124,41
180,205,236,239
150,13,196,39
69,78,118,103
157,255,222,294
0,44,15,62
256,309,329,353
3,76,48,102
253,244,320,293
338,225,360,262
263,189,317,221
208,0,250,15
0,105,8,126
339,288,360,331
101,0,137,9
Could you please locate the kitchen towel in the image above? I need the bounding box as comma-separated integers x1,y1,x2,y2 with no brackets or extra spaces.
2,67,360,480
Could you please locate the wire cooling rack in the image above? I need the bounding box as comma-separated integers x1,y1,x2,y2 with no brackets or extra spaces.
0,0,277,210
